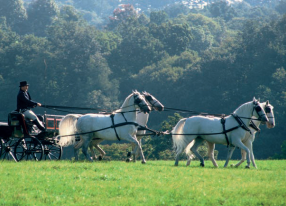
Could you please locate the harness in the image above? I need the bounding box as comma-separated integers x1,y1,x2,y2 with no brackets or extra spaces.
110,113,129,141
172,114,253,147
221,114,252,147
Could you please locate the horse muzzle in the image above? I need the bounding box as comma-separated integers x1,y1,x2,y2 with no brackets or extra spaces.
266,121,275,129
153,106,164,111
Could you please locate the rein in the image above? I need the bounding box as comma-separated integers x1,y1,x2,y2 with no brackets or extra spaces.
42,104,139,115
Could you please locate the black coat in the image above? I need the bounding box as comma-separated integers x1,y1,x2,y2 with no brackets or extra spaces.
17,90,38,111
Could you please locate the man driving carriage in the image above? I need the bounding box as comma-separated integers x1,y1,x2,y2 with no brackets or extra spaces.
17,81,45,134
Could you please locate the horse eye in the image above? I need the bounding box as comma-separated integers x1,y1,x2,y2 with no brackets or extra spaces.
265,107,271,113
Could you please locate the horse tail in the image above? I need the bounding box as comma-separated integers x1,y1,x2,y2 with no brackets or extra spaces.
58,114,81,147
172,118,188,154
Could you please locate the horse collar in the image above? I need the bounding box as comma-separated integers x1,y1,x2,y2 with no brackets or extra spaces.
249,120,260,132
231,114,252,135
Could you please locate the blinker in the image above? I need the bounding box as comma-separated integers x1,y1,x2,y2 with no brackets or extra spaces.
255,106,262,112
265,107,271,113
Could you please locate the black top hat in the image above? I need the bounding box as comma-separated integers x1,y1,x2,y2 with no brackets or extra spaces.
19,81,29,87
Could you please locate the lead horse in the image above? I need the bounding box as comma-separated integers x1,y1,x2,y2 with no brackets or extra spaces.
89,91,164,162
185,100,275,168
57,91,151,162
172,98,269,168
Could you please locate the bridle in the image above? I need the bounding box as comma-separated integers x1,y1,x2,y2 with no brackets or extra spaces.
264,105,274,119
143,94,160,111
252,101,267,122
134,94,149,112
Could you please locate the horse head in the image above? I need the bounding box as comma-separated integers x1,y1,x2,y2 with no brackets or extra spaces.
264,100,275,129
142,91,164,111
252,97,269,124
133,90,151,114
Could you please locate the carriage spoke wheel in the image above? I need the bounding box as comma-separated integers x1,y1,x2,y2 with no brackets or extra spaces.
1,138,18,162
14,136,44,161
43,143,62,160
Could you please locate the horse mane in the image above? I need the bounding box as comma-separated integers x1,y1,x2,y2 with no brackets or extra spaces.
115,91,139,113
233,100,254,115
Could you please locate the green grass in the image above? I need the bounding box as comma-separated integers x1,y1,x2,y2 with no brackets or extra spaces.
0,160,286,206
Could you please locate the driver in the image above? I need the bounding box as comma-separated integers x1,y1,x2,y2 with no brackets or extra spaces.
17,81,45,133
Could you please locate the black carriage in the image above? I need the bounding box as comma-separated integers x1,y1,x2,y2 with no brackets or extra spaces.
0,112,63,162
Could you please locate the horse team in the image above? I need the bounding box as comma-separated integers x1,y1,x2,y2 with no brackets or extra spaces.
57,91,275,168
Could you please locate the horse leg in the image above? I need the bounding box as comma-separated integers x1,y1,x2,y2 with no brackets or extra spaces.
232,140,251,168
89,144,97,160
81,135,92,162
224,146,236,167
74,147,79,161
174,147,184,166
190,137,205,167
92,139,105,160
128,136,146,164
95,144,106,161
245,139,256,168
233,149,246,167
186,151,193,167
128,138,142,162
126,142,135,162
207,141,218,167
135,138,142,161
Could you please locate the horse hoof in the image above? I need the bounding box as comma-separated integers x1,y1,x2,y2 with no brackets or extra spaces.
245,165,250,169
231,164,234,167
98,156,102,161
141,161,146,164
200,163,205,167
126,158,131,163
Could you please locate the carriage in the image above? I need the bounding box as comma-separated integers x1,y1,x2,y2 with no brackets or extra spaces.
0,111,63,162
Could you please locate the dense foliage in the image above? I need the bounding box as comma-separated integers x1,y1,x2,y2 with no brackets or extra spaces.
0,0,285,160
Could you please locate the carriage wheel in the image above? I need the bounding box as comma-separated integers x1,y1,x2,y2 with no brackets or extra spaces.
14,136,44,161
43,143,62,160
1,138,18,162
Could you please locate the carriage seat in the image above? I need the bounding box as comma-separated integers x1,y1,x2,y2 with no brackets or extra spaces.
8,111,23,127
8,111,30,136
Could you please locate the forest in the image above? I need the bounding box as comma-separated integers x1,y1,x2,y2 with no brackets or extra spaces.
0,0,286,160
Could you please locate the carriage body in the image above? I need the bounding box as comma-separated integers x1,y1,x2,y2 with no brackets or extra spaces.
0,112,64,162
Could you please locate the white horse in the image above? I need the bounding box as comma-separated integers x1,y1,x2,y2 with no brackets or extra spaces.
185,100,275,168
88,91,164,162
172,98,269,168
57,91,151,162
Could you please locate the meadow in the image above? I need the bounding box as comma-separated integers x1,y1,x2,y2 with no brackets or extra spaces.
0,160,285,206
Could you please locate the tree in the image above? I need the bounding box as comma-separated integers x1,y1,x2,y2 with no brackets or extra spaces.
275,0,286,14
149,22,193,56
107,4,138,30
27,0,59,36
0,0,27,34
150,11,168,25
209,1,238,21
46,10,119,108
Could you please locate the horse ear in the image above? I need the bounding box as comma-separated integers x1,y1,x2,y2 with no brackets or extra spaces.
258,98,260,102
266,100,269,105
253,97,256,102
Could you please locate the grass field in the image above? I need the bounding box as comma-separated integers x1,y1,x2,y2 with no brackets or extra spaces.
0,160,285,206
